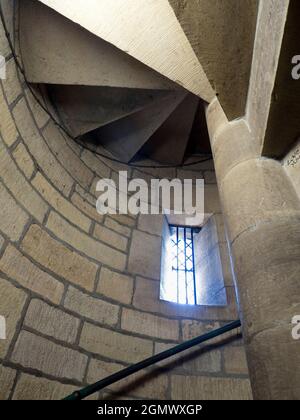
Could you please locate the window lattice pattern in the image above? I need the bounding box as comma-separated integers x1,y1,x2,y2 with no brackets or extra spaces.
170,226,197,305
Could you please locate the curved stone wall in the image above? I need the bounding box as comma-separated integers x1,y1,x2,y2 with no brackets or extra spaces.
206,95,300,399
0,0,251,400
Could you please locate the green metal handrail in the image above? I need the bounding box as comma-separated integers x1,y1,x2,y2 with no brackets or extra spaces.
63,320,241,400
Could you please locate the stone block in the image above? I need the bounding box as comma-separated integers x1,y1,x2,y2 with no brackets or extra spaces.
64,286,119,326
205,98,227,143
94,224,128,252
128,230,162,280
81,149,111,178
247,323,300,400
88,359,168,399
0,181,29,241
181,319,242,346
104,217,131,238
0,141,48,223
0,245,64,304
71,191,103,223
121,308,179,341
24,299,80,344
0,365,16,400
0,277,27,358
80,322,153,364
3,59,22,104
46,211,126,271
21,224,97,292
137,215,164,236
12,373,76,400
11,331,87,381
212,120,259,183
0,20,10,57
109,213,136,228
24,87,50,128
32,172,91,232
12,142,35,179
98,267,134,305
182,320,220,341
220,159,300,242
224,346,249,375
43,122,94,189
0,88,18,146
155,342,221,374
171,375,252,400
12,99,74,196
232,218,300,338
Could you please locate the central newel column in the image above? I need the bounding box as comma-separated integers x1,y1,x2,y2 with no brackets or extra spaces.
206,99,300,400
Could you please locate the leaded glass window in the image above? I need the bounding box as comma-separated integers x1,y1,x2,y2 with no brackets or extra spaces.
169,225,199,305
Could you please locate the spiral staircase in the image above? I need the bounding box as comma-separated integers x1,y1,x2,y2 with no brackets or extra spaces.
18,0,258,165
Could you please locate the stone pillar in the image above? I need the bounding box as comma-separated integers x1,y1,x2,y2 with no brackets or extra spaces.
206,99,300,400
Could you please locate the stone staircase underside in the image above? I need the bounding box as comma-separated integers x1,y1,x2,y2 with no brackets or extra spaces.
19,0,263,165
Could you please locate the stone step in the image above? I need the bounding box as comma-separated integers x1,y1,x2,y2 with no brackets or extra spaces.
20,0,177,90
94,91,185,163
141,94,199,165
186,100,212,156
169,0,259,120
37,0,215,101
48,85,172,137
